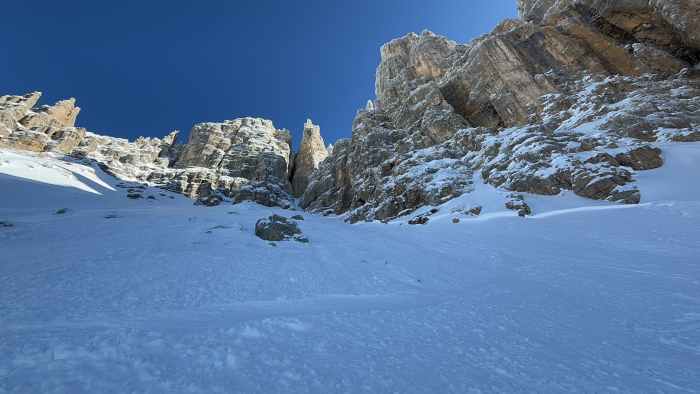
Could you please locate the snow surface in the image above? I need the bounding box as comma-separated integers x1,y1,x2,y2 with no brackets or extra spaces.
1,146,700,393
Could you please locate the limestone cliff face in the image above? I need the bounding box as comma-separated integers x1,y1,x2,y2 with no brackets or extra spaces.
0,93,297,208
0,92,85,154
518,0,700,54
291,119,328,196
171,117,294,207
301,0,700,222
3,0,698,217
90,117,295,208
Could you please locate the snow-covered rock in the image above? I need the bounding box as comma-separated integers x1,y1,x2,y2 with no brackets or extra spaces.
0,92,300,208
254,214,308,242
301,1,700,222
171,117,294,207
2,0,699,220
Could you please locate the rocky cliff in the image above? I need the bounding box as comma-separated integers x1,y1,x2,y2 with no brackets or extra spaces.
291,119,329,196
301,0,699,222
2,0,699,219
0,95,300,208
0,92,85,154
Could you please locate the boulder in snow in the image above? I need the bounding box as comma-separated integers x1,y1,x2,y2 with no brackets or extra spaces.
255,215,308,243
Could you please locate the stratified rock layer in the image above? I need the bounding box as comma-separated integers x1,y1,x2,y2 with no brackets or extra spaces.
168,117,294,207
518,0,700,55
0,94,296,208
302,0,700,222
2,0,699,218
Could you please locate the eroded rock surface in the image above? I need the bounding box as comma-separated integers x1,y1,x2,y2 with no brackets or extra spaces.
291,119,328,196
0,92,86,154
518,0,700,56
170,117,294,207
2,0,698,219
0,93,298,208
302,0,700,222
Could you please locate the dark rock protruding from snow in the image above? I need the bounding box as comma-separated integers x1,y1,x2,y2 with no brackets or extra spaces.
254,215,308,243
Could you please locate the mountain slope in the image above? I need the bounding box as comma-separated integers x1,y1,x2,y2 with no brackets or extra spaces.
2,145,699,392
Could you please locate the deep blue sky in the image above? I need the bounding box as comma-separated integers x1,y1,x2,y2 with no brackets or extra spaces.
3,0,517,147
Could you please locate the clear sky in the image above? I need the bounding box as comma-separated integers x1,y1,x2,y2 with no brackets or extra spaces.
3,0,517,147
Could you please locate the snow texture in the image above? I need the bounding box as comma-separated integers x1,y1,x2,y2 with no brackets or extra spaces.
1,145,700,393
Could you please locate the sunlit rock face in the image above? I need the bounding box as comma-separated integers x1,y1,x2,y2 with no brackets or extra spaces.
518,0,700,54
92,117,295,208
0,92,85,154
291,119,329,197
301,0,700,222
171,117,294,207
0,93,296,208
2,0,699,217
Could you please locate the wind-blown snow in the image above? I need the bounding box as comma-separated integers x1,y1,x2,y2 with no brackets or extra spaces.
1,146,699,393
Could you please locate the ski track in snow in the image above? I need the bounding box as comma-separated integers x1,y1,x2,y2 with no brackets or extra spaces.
1,145,700,393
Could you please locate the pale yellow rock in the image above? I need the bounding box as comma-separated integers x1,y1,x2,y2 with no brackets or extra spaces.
291,119,328,196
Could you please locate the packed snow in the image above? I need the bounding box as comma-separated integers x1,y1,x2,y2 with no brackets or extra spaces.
1,145,700,393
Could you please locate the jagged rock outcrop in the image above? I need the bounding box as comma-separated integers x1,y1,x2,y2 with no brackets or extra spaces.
0,93,296,208
90,117,295,208
0,92,86,154
302,0,700,222
73,131,180,179
291,119,329,196
3,0,699,219
168,117,294,207
0,93,41,138
518,0,700,56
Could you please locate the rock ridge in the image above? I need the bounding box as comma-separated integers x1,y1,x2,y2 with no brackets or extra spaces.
0,94,326,208
301,0,700,222
2,0,699,218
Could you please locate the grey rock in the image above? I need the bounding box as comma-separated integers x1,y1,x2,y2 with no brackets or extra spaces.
518,0,700,56
0,91,297,209
469,206,482,216
2,0,699,220
302,5,699,222
172,117,294,207
505,194,532,217
254,215,307,242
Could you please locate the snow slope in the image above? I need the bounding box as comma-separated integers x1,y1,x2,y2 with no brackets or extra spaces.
1,146,700,393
